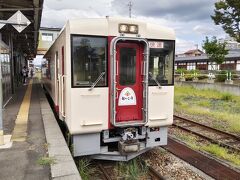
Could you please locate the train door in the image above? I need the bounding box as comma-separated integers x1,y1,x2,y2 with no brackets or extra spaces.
115,43,143,122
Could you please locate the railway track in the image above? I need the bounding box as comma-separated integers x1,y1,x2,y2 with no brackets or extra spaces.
173,115,240,153
147,165,165,180
164,137,240,180
96,160,165,180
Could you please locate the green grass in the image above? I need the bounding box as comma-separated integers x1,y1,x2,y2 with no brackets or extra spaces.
202,144,240,166
172,129,240,166
115,158,148,180
37,156,56,166
77,158,96,180
174,85,240,134
221,93,233,101
173,129,200,150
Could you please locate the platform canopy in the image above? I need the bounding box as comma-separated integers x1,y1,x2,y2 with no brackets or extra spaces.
0,0,44,58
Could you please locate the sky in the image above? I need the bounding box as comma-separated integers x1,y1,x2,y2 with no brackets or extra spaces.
40,0,227,54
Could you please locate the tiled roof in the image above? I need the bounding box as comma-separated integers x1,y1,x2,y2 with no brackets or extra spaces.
184,49,204,54
175,52,240,62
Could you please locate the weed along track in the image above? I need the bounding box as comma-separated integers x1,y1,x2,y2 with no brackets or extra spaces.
173,115,240,153
77,158,166,179
95,159,166,180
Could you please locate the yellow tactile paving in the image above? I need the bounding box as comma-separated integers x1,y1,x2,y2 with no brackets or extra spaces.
11,80,33,142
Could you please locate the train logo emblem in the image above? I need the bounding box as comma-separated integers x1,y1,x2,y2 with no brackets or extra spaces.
118,87,136,106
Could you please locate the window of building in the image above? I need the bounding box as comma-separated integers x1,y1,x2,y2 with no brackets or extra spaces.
71,35,107,87
208,62,219,70
197,62,207,65
149,40,174,85
187,62,196,70
179,63,186,65
236,61,240,71
42,33,53,41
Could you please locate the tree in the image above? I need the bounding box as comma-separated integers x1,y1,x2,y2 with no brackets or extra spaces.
202,36,229,70
211,0,240,42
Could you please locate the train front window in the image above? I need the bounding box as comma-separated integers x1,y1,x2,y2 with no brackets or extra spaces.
71,35,107,87
148,41,174,85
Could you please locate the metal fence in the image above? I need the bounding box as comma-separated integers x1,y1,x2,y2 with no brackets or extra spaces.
174,70,240,84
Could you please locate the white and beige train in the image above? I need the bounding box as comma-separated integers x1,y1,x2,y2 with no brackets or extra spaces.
42,17,175,161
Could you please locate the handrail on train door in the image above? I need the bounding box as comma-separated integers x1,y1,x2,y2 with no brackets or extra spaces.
60,75,66,118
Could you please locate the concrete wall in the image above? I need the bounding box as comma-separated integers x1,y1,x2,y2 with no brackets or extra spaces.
176,81,240,96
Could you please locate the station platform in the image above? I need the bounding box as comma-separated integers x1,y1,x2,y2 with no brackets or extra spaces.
0,76,81,180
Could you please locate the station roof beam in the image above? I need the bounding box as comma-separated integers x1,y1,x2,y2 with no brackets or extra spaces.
0,0,44,58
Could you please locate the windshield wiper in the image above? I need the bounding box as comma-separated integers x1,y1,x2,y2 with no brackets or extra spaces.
149,72,162,89
88,72,105,91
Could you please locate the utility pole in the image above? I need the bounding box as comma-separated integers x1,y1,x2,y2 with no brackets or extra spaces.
128,1,132,18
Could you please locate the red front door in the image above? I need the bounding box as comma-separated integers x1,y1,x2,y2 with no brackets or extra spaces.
116,42,143,123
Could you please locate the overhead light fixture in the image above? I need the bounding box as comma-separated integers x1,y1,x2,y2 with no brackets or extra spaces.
119,24,138,34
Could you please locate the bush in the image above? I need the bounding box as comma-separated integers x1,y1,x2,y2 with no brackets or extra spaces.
216,70,227,82
185,75,193,81
198,75,208,80
232,74,240,79
221,93,233,101
176,68,187,74
185,70,200,81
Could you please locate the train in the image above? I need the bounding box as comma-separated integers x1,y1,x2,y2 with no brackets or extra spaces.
42,17,175,161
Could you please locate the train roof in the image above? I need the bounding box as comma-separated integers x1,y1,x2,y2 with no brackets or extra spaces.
65,17,175,40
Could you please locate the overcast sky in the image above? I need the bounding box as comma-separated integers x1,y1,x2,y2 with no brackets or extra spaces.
41,0,227,53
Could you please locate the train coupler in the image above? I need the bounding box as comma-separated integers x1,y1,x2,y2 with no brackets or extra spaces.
118,139,140,155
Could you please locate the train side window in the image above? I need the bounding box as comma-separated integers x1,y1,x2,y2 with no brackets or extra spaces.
148,41,174,86
71,35,107,87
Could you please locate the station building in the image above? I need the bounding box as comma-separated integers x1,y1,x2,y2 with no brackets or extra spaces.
0,0,43,105
37,27,61,55
175,48,240,71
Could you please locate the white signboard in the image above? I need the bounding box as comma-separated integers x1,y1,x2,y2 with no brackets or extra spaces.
118,87,136,106
8,11,31,33
149,41,164,49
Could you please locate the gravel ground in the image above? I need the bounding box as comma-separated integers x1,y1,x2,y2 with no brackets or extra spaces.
142,148,213,180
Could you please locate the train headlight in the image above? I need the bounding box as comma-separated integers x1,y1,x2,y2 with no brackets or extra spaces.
119,24,138,34
129,25,138,33
119,24,129,33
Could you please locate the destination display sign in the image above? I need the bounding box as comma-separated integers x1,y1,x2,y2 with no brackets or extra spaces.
149,41,164,49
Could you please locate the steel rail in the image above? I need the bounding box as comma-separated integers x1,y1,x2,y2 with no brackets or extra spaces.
97,163,112,180
164,137,240,179
140,159,166,180
148,165,166,180
173,115,240,153
97,159,165,180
